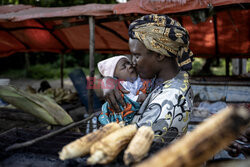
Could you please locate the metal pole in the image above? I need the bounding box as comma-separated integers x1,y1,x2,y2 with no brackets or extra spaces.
88,16,95,114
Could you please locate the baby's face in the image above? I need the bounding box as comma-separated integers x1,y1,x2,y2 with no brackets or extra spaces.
114,58,137,81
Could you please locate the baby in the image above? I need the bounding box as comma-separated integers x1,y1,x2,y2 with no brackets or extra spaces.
97,55,149,125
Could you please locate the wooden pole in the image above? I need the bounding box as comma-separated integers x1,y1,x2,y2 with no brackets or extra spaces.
226,57,230,76
24,52,30,77
239,58,243,74
60,54,64,88
213,14,220,66
88,16,95,114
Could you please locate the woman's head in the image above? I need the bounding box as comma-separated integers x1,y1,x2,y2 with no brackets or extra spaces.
129,38,179,80
129,38,161,79
128,14,193,76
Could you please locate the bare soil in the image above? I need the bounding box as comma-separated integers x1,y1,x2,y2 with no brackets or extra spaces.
9,78,75,91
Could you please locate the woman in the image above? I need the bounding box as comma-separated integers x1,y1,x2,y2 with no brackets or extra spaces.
102,14,194,143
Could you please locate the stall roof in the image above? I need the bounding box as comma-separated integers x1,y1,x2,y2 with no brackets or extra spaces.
0,4,115,21
113,0,250,14
0,0,249,58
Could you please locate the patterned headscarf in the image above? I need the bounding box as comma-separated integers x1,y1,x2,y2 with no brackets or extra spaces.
129,14,194,71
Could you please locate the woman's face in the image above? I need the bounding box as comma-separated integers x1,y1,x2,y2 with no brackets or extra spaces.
129,38,158,79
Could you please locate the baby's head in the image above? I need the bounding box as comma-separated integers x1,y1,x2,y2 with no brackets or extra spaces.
98,55,137,81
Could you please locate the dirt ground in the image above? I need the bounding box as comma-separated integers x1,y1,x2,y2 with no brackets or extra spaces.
9,78,75,91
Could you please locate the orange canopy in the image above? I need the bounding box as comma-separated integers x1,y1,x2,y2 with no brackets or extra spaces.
0,0,249,58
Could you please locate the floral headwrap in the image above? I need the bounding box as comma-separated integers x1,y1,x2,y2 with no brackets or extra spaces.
129,14,194,71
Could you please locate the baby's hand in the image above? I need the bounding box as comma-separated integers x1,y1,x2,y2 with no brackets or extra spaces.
137,94,147,103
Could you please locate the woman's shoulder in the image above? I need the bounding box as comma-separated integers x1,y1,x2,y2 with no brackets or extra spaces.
148,76,193,110
160,71,190,93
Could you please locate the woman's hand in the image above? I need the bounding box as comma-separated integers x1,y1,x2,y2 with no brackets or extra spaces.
225,127,250,157
137,94,147,103
102,77,129,113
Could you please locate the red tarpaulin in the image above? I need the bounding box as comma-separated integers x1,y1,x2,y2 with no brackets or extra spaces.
0,0,249,58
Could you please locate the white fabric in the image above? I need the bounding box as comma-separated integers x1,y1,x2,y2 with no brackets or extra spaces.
120,76,143,102
97,55,129,78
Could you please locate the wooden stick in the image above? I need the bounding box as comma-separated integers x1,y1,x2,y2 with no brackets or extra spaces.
88,16,95,132
136,105,250,167
5,113,98,152
88,16,95,114
60,53,64,88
